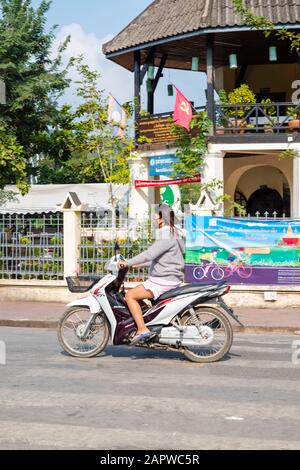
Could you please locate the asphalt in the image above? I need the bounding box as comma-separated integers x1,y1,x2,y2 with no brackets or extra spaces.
0,328,299,450
0,301,300,333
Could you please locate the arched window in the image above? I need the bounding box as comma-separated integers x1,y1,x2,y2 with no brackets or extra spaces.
234,190,247,216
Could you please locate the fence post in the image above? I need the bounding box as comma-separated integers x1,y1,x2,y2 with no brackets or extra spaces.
59,192,86,279
128,155,152,221
202,151,224,215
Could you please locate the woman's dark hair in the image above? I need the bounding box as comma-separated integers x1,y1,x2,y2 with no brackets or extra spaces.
155,203,178,236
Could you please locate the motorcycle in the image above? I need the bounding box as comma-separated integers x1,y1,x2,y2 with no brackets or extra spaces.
57,255,243,363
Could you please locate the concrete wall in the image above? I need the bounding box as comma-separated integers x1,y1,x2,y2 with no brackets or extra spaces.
216,63,298,99
223,154,293,210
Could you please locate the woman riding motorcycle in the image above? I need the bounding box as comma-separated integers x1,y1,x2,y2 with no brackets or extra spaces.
118,203,185,345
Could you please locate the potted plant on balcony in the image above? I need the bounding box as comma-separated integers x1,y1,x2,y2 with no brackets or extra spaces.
261,98,276,133
287,106,300,132
227,84,256,133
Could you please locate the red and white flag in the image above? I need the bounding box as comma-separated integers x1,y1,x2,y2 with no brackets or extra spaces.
173,87,193,130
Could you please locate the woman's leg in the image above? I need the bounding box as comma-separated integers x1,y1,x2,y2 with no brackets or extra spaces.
125,284,154,334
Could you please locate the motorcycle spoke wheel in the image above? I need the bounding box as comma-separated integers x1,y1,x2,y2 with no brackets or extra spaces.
57,307,109,358
181,307,233,363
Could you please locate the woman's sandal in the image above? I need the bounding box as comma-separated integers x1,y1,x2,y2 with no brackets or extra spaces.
131,331,156,345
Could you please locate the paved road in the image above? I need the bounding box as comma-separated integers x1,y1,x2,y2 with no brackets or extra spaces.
2,302,300,331
0,327,299,450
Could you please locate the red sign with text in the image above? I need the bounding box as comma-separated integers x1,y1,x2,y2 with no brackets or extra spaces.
134,175,201,188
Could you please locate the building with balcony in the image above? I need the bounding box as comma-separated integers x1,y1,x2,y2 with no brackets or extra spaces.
103,0,300,219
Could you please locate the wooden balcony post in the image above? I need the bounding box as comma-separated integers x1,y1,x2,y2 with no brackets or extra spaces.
206,33,215,126
134,50,141,141
147,57,154,115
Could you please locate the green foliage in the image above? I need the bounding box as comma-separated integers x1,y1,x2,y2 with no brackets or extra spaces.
279,148,299,159
0,126,27,193
227,84,256,118
171,111,211,177
19,236,30,245
219,193,247,217
287,106,300,120
179,183,201,205
231,0,300,52
261,98,276,117
0,0,70,186
216,89,230,127
0,188,18,204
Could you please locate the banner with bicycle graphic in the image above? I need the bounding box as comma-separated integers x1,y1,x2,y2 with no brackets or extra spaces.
184,215,300,285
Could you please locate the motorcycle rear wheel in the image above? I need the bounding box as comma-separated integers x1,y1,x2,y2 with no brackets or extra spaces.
181,306,233,363
57,306,110,358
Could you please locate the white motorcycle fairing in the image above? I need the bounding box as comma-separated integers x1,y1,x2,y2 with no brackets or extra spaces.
144,292,215,347
67,273,119,337
67,296,100,314
145,292,205,326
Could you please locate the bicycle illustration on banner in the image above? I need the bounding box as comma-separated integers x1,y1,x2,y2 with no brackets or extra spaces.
192,250,252,281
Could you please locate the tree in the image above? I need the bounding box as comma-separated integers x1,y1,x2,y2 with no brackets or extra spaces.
70,57,134,207
0,0,70,171
171,112,211,178
36,57,134,214
0,126,27,193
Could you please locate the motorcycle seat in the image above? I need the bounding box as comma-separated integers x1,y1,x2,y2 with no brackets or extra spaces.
155,281,226,303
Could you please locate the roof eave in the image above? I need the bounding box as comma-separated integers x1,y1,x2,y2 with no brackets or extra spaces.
103,23,300,58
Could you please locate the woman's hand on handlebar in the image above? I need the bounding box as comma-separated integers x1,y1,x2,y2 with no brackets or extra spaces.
117,260,128,269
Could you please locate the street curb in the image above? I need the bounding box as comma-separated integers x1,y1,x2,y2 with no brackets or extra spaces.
0,320,58,329
0,319,300,334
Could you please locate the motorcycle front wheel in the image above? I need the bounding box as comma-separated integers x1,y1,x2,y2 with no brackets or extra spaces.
180,306,233,363
57,306,110,358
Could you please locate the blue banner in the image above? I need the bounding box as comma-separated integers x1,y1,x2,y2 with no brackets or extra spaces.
149,155,179,177
185,215,300,285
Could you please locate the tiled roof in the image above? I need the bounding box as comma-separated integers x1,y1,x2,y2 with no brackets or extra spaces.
103,0,300,55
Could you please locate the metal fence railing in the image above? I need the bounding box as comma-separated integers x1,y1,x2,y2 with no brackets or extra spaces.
79,240,151,282
0,213,63,235
81,212,130,230
0,214,64,280
79,220,153,282
0,232,64,280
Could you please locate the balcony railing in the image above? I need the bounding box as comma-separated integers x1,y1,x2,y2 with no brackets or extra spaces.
137,102,300,146
214,102,300,134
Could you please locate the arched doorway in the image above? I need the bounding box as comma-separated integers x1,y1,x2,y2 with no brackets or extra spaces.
247,186,283,216
234,166,290,217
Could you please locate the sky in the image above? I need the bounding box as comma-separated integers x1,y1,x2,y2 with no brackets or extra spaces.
32,0,207,112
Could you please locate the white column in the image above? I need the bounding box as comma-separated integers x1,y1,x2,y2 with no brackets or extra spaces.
128,155,152,221
292,148,300,218
202,151,225,214
63,210,81,278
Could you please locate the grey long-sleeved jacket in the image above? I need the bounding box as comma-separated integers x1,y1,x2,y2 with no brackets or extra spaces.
127,226,185,283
